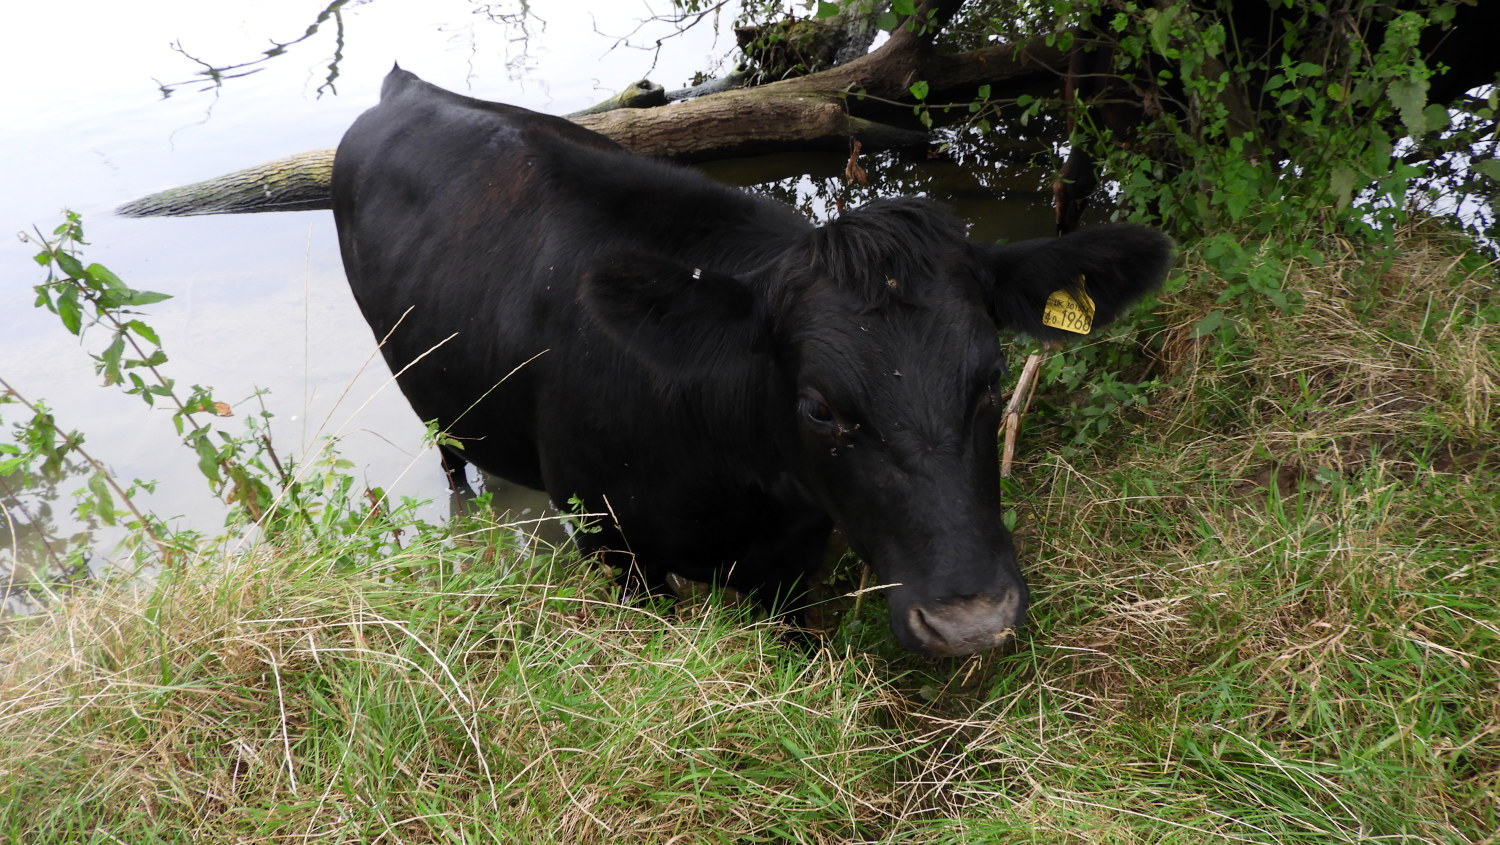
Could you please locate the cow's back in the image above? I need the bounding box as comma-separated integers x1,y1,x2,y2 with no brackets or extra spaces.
331,67,807,491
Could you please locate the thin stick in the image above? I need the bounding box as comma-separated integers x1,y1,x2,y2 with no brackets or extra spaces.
1000,352,1045,478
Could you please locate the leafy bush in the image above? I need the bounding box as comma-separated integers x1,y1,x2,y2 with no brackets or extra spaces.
3,213,454,605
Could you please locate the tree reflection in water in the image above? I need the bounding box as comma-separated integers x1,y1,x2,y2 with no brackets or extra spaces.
1,453,104,616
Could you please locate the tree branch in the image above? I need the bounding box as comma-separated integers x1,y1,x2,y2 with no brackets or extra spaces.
117,2,1066,218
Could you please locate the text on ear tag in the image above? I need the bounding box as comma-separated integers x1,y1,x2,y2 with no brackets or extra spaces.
1041,287,1096,334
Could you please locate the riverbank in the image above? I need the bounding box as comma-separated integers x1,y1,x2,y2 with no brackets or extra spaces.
2,221,1496,843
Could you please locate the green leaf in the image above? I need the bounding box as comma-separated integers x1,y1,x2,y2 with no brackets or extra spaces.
1421,103,1450,133
193,437,223,487
55,251,86,279
908,80,929,101
814,1,839,18
57,288,83,335
96,287,127,311
1329,166,1358,211
87,263,127,291
1148,5,1180,57
1386,76,1428,136
1222,183,1252,221
87,473,119,524
99,334,126,385
1326,81,1346,102
125,319,160,345
875,11,898,31
1192,311,1224,338
891,0,916,14
1474,159,1500,182
124,290,173,307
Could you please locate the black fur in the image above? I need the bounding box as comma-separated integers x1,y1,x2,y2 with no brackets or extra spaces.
331,67,1173,656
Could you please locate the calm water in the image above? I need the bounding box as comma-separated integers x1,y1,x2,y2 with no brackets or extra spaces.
0,0,1058,602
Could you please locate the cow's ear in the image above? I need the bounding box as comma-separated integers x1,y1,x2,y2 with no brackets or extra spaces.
579,255,768,376
979,224,1173,342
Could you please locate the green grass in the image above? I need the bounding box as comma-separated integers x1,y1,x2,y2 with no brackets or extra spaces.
1,547,913,843
2,222,1497,843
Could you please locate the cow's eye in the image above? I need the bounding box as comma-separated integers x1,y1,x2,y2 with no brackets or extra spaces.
973,364,1005,405
986,364,1006,401
799,391,837,433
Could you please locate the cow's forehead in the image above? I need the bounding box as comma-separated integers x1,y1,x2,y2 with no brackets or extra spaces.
781,196,982,303
792,262,991,332
791,295,1000,391
782,248,987,321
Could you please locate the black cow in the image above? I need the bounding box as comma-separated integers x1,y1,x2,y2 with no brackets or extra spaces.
331,68,1172,657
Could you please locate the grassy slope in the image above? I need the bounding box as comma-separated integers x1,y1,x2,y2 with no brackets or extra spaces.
1,224,1496,844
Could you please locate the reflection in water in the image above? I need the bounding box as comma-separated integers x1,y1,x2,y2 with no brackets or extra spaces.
464,471,572,554
157,0,354,99
155,0,556,102
1,453,104,616
700,120,1069,242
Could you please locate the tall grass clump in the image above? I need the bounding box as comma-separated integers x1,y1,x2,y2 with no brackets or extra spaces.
1,541,924,843
941,220,1499,843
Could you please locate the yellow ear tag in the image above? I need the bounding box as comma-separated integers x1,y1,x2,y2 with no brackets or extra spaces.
1041,283,1096,334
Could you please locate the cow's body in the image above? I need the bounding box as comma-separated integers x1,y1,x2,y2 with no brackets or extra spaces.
332,68,1172,656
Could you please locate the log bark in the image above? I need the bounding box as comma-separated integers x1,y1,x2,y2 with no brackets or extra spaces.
117,3,1065,218
579,35,1063,161
117,148,337,217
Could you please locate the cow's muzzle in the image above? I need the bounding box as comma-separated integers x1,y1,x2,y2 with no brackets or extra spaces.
906,591,1026,657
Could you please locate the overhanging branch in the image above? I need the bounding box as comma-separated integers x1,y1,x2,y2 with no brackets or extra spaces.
118,1,1065,218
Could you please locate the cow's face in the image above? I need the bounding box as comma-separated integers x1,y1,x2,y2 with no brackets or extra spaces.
772,205,1027,657
771,203,1172,657
784,284,1029,656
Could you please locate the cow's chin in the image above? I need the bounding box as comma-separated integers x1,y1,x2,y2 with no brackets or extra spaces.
884,586,1028,658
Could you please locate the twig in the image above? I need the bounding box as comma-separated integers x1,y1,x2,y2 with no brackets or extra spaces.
1000,352,1045,478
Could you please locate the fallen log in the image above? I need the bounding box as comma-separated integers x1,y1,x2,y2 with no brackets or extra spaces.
117,148,337,216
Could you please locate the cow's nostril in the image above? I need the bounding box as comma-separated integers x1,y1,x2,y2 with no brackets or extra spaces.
906,594,1024,657
909,605,947,652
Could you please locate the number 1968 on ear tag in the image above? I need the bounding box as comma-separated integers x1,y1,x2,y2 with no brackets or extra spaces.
1041,284,1096,334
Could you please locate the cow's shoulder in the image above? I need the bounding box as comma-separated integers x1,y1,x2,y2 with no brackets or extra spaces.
378,65,623,153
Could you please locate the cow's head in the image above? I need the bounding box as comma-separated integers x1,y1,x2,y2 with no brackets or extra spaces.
582,198,1172,657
